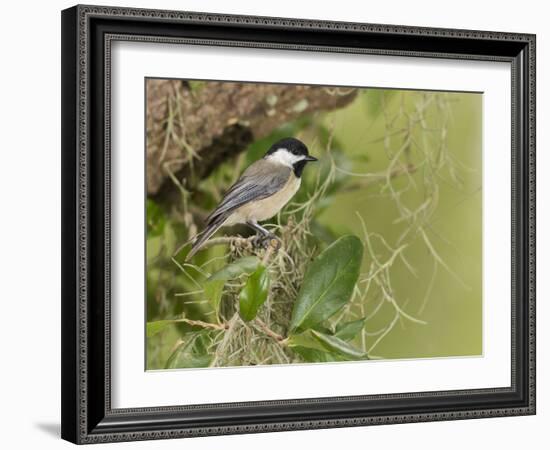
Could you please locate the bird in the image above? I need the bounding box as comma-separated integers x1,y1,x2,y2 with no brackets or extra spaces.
185,137,317,261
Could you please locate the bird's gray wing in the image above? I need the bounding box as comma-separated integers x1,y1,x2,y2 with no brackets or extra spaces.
205,161,291,224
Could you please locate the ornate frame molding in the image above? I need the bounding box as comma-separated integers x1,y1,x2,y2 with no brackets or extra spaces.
61,4,536,444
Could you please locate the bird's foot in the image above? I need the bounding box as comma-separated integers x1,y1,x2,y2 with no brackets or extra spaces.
251,234,266,249
252,233,281,251
266,234,282,252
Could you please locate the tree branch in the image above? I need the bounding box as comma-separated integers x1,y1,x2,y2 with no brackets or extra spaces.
146,79,357,202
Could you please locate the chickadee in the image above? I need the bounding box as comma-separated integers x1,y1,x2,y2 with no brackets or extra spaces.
186,137,317,260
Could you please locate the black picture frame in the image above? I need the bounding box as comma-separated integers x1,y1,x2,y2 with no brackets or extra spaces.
61,4,536,444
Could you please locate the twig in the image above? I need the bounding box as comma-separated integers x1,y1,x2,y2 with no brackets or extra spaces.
173,235,253,258
254,318,285,343
205,236,253,250
180,318,227,331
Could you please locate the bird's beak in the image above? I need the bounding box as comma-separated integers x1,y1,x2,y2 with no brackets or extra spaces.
305,155,318,162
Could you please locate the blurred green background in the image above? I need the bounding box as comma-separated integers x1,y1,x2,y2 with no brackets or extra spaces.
321,90,482,359
146,86,482,369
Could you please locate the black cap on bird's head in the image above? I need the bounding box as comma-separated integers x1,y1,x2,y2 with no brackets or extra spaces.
264,137,318,177
265,137,315,160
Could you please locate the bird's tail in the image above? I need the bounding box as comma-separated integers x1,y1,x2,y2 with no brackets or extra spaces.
185,217,227,261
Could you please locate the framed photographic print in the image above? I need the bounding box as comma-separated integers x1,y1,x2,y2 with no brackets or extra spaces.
61,4,536,444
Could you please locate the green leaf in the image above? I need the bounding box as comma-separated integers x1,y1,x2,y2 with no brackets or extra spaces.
289,235,363,332
164,332,213,369
287,331,348,363
311,330,369,360
146,320,175,338
147,317,220,338
239,265,270,321
334,318,366,341
203,280,224,314
146,319,191,338
286,330,323,350
291,346,347,363
208,256,260,282
146,199,166,237
204,256,261,319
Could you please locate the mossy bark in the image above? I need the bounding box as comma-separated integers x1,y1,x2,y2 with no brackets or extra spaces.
146,79,357,201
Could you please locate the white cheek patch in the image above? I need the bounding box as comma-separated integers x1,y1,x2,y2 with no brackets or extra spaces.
267,148,304,167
